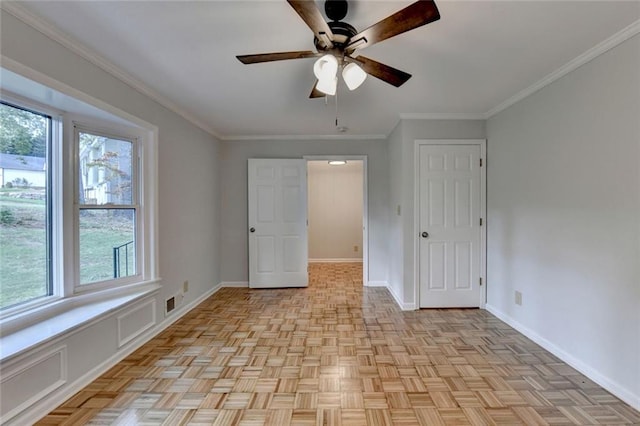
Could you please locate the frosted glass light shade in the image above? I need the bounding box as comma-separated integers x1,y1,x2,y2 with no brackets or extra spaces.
313,55,338,81
342,62,367,90
316,76,337,96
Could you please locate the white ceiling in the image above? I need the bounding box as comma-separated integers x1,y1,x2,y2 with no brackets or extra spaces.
9,1,640,139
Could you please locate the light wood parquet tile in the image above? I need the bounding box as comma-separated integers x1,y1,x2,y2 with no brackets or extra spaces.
37,263,639,425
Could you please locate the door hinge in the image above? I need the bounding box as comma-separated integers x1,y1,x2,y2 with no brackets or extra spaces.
479,218,483,226
479,277,483,286
480,158,483,167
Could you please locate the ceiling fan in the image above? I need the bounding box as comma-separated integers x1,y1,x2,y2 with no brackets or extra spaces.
237,0,440,98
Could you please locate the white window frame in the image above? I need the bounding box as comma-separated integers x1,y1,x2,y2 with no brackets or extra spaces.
0,92,63,318
72,123,142,292
0,88,158,330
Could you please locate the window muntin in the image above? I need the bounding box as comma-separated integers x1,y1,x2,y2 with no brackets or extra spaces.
0,101,53,310
75,129,139,286
0,79,156,329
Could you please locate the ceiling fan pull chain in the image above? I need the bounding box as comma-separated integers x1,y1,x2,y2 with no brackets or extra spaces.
335,95,338,128
335,88,339,128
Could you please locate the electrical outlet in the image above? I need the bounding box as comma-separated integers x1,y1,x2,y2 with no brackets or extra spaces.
353,245,358,252
183,280,189,293
515,291,522,306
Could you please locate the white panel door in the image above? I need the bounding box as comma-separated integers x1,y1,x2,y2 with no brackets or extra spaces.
418,145,481,307
248,159,308,288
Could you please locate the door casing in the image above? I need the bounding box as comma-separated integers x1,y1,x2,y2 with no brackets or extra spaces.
413,140,487,308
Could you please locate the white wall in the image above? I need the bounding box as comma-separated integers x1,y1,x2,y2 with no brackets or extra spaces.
387,123,405,302
387,120,486,308
486,34,640,407
1,9,222,423
219,139,388,285
308,160,363,261
2,169,46,188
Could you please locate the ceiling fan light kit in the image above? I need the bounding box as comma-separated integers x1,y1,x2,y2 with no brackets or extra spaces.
342,62,367,91
316,75,338,96
313,54,338,81
237,0,441,99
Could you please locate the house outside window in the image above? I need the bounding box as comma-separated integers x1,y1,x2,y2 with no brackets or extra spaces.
0,91,156,319
76,128,139,286
0,101,52,310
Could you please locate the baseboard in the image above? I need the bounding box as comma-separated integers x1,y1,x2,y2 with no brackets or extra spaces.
308,258,363,263
485,304,640,411
366,281,387,287
220,281,249,288
7,285,221,426
386,284,417,311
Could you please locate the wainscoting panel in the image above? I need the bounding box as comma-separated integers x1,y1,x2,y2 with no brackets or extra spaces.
116,298,156,348
0,345,67,423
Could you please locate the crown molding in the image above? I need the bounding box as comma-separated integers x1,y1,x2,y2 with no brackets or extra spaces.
3,2,638,137
399,113,486,120
1,2,223,140
221,133,387,141
485,19,640,119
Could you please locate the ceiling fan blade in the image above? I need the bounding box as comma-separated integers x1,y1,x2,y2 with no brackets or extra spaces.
346,0,440,52
356,56,412,87
237,51,320,64
309,81,325,98
287,0,335,49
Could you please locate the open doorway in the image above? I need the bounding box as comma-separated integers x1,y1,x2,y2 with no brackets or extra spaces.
306,157,367,286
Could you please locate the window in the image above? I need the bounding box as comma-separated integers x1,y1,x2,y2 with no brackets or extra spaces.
76,128,138,286
0,102,52,310
0,87,156,320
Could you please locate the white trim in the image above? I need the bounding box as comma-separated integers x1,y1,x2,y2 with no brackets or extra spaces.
220,281,249,288
0,283,161,360
308,258,363,263
0,2,221,140
3,285,220,426
116,299,156,348
72,123,143,291
0,57,160,313
0,57,158,134
485,304,640,411
399,113,486,121
0,345,67,424
486,19,640,118
2,2,638,138
366,281,387,287
386,285,417,311
0,95,62,320
222,134,386,141
413,139,487,309
305,155,369,287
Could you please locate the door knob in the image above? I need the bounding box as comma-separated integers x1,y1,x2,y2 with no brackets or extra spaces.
421,231,429,238
250,227,255,233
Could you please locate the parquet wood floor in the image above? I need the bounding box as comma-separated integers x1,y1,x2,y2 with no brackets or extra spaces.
37,263,639,425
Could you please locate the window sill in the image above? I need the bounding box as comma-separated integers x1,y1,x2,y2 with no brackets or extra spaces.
0,280,161,362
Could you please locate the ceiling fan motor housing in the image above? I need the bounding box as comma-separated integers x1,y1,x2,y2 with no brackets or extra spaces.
314,21,357,51
325,0,348,21
237,0,441,96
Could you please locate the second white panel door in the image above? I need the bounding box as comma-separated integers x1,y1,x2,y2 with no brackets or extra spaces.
418,144,481,308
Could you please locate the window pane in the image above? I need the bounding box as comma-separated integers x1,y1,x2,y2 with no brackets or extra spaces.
0,102,51,309
79,209,136,285
79,132,133,205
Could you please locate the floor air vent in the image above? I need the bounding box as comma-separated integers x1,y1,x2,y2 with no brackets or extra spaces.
166,296,175,314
